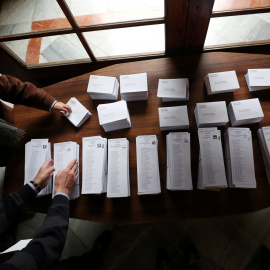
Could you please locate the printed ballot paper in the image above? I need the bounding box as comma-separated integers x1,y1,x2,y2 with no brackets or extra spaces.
194,101,229,128
65,97,91,127
197,128,227,191
157,78,189,101
245,69,270,91
158,105,189,130
107,138,130,198
227,98,264,126
204,70,240,95
225,127,256,188
25,139,52,196
53,141,80,199
87,75,119,100
258,127,270,184
166,132,193,190
82,136,107,194
120,72,148,101
136,135,161,195
97,100,131,132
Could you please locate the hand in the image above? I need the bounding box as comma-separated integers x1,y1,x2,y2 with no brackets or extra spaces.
54,159,78,196
34,159,55,189
52,102,72,115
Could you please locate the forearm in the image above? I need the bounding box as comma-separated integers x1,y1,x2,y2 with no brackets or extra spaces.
0,75,55,111
1,195,70,270
0,185,36,236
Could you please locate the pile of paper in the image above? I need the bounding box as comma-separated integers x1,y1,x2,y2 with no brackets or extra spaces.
25,139,52,196
87,75,119,100
157,78,189,101
227,98,264,126
107,138,130,197
158,105,189,131
82,136,107,194
97,100,131,132
120,72,148,101
204,70,240,95
194,101,229,128
197,128,227,191
136,135,161,195
225,127,256,188
65,97,91,127
245,69,270,91
166,132,193,190
258,126,270,184
53,141,80,199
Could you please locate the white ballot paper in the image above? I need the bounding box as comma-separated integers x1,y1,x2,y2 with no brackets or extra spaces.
53,141,80,199
87,75,119,100
204,70,240,95
158,105,189,130
107,138,130,198
197,128,227,191
157,78,189,101
120,72,148,101
65,97,91,127
25,139,52,196
258,126,270,184
245,69,270,91
97,100,131,132
228,98,264,126
82,136,107,194
136,135,161,195
166,132,193,190
0,239,32,254
225,127,256,188
194,101,229,128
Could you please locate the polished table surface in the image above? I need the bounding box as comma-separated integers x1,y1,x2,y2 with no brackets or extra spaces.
3,52,270,225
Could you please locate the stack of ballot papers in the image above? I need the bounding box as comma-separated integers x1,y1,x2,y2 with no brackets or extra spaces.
227,98,264,126
166,132,193,190
65,97,91,127
82,136,107,194
225,127,256,188
107,138,130,197
53,141,80,199
120,72,148,101
136,135,161,195
204,70,240,95
197,128,227,191
157,78,189,101
194,101,229,127
87,75,119,100
245,69,270,91
25,139,52,196
257,127,270,184
158,105,189,130
97,100,131,132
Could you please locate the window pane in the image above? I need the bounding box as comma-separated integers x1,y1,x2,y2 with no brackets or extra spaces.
213,0,270,12
3,34,89,65
204,13,270,47
0,0,71,37
67,0,164,26
83,24,165,58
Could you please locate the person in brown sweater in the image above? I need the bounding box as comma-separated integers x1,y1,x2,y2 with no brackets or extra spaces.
0,74,72,166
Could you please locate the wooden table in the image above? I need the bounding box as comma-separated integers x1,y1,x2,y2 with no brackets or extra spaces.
3,52,270,225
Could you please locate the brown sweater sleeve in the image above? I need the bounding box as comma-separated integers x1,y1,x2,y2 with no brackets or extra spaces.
0,75,56,111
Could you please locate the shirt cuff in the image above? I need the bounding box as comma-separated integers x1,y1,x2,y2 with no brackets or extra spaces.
49,100,57,112
55,192,70,200
27,181,39,195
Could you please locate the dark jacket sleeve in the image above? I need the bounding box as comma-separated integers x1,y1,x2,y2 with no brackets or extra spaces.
0,195,70,270
0,184,37,236
0,75,56,111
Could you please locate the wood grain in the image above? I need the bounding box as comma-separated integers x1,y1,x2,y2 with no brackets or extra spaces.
3,52,270,224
